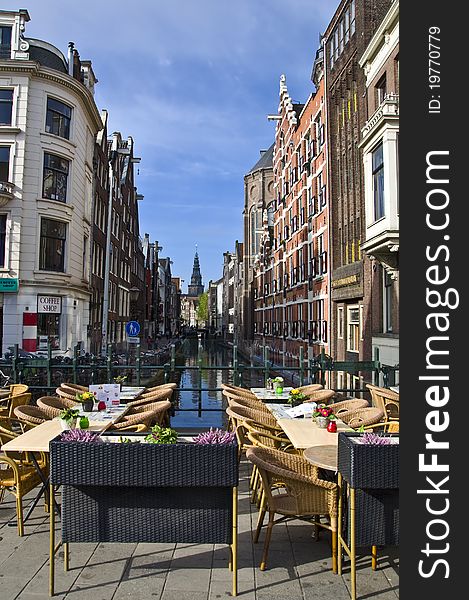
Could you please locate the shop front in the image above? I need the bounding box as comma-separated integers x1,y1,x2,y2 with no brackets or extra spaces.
37,295,62,350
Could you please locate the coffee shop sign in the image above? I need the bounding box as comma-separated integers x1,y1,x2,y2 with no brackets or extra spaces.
37,295,62,313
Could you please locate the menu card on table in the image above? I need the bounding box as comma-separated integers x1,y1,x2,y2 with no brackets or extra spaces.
89,384,121,407
284,402,317,418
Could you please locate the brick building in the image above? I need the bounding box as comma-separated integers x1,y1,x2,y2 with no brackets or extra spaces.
323,0,393,389
359,0,399,370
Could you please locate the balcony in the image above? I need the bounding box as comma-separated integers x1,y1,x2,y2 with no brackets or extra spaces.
361,231,399,279
0,181,14,206
362,94,399,142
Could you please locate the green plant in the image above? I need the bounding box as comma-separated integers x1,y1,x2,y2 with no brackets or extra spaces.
59,408,80,424
144,424,178,445
287,388,307,405
75,391,95,403
118,436,140,444
114,374,128,385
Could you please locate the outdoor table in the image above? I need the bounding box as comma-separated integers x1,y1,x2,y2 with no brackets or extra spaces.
303,444,338,471
275,417,350,449
1,405,129,527
250,387,293,402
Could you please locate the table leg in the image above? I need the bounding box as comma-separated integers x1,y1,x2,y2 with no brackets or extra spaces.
231,486,238,596
337,473,343,575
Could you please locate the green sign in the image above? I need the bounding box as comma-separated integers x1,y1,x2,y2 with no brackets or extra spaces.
0,278,19,292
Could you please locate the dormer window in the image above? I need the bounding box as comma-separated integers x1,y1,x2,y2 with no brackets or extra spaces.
46,97,72,139
0,26,12,59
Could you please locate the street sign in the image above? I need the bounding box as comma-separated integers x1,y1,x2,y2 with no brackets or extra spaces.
127,337,140,344
0,278,19,292
125,321,140,336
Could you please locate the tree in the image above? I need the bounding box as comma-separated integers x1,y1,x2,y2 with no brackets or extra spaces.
196,292,209,326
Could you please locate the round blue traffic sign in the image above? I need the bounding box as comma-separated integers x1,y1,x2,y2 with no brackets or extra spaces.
125,321,141,336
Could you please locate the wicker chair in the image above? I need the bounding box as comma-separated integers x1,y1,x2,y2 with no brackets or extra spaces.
221,383,258,399
125,388,173,408
60,383,88,393
246,446,338,572
296,383,324,394
127,400,172,426
366,384,400,421
328,398,369,416
109,408,160,431
146,383,177,391
9,384,30,396
222,390,268,413
14,405,51,427
55,387,79,403
0,392,32,422
37,396,75,419
0,425,48,536
303,389,336,404
340,407,385,429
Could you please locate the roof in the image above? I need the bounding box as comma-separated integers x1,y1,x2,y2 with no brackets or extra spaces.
247,142,274,174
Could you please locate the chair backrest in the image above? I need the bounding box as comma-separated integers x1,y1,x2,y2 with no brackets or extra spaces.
37,396,71,419
221,383,257,399
147,383,177,391
13,405,49,425
9,384,29,396
7,393,32,418
222,390,267,412
366,384,399,421
126,389,172,407
61,383,88,392
55,388,80,404
341,407,385,429
129,399,171,420
225,404,278,430
329,399,369,416
297,383,324,393
303,389,336,404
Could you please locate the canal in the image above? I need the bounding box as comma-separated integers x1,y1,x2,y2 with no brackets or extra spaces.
170,337,265,429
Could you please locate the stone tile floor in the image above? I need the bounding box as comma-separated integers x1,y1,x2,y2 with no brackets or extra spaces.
0,463,399,599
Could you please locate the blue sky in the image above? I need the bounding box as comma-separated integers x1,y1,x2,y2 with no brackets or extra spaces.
12,0,337,289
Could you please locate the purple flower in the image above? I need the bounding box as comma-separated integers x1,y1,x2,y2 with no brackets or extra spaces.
361,432,393,445
193,428,236,445
60,429,104,443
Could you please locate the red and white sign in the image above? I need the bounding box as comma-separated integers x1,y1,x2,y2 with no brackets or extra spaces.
37,295,62,314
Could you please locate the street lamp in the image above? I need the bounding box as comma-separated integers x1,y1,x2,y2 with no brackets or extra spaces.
129,286,141,305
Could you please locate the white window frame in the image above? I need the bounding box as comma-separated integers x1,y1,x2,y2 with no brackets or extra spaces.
347,305,360,353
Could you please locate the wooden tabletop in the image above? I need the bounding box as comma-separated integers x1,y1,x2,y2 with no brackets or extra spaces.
250,387,293,401
276,417,350,450
1,406,129,453
303,445,338,471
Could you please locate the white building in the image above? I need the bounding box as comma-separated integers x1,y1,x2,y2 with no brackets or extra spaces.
0,9,102,353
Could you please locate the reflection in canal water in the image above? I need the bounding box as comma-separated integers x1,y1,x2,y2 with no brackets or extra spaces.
171,338,265,429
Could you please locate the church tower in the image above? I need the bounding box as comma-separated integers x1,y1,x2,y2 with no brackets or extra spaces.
188,250,204,296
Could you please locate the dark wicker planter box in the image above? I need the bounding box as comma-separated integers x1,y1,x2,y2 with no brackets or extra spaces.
337,432,399,489
338,432,399,548
50,434,238,544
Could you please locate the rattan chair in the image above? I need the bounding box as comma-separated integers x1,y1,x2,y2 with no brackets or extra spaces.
296,383,324,394
9,384,30,396
60,383,88,392
37,396,75,419
0,425,48,536
303,389,336,404
110,404,170,431
328,398,369,416
223,390,269,413
127,400,172,426
125,388,173,407
0,392,32,422
55,387,79,403
14,405,51,427
146,383,177,391
340,407,385,429
366,384,399,421
221,383,258,399
246,446,338,572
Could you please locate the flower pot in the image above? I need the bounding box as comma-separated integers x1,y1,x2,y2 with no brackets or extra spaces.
82,399,94,412
316,416,328,429
275,386,284,395
327,420,337,433
59,417,77,431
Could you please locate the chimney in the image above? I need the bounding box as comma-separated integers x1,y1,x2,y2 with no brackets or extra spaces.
68,42,74,76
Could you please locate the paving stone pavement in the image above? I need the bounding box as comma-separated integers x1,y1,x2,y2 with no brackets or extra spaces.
0,462,399,599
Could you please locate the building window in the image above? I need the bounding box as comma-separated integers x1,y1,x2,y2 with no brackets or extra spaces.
0,89,13,125
0,146,9,182
82,235,88,280
372,143,385,221
338,306,344,339
45,97,72,139
347,306,360,352
350,0,356,35
0,26,12,59
43,153,69,202
375,75,387,107
384,271,393,332
39,218,66,272
0,214,6,268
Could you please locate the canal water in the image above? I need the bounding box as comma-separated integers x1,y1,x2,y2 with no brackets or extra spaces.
171,337,265,429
